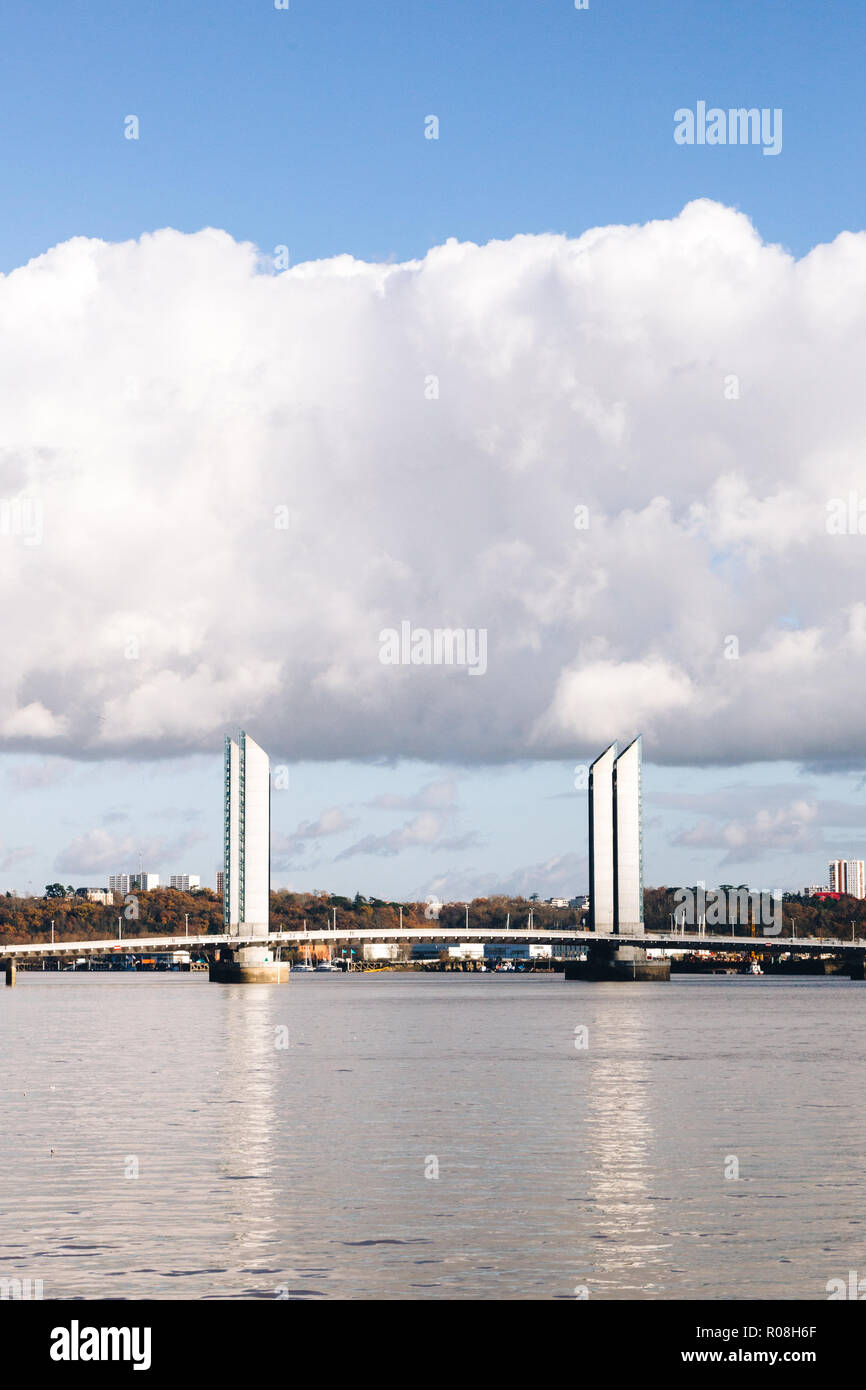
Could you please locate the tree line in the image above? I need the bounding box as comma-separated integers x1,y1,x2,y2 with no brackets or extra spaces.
0,885,862,947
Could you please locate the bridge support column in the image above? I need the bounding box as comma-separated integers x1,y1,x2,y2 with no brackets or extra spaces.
848,949,866,981
208,945,289,984
3,959,16,987
564,942,670,982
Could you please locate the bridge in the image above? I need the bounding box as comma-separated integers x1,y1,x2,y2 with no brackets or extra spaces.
2,923,864,973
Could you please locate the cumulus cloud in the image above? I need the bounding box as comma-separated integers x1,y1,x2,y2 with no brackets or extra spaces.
54,827,205,874
673,799,821,863
335,812,480,860
3,201,866,766
364,779,457,811
424,851,586,903
272,806,357,867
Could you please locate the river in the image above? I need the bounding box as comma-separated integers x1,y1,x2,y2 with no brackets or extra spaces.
1,971,863,1300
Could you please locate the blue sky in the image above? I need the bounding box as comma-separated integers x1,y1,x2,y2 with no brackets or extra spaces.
1,0,865,899
2,0,864,273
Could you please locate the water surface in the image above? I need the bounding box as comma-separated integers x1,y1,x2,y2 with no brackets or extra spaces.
2,972,864,1300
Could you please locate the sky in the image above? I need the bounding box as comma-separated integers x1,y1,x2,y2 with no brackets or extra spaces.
1,0,866,901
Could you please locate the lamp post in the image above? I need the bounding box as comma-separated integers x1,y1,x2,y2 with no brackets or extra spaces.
50,919,55,947
117,915,122,943
184,913,189,938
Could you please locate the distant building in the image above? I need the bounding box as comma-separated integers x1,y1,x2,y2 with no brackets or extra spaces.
828,859,865,899
569,895,590,910
75,887,112,905
804,884,830,898
363,943,399,962
169,875,200,892
545,897,569,908
109,872,159,894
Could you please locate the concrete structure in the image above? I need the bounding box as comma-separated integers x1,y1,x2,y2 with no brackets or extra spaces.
588,743,617,932
363,943,399,961
111,872,159,893
579,735,667,981
614,736,644,935
828,859,865,899
216,870,224,897
169,875,200,892
211,731,286,984
133,872,160,891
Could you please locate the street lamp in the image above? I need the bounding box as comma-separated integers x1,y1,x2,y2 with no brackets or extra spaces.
185,913,189,938
50,919,55,947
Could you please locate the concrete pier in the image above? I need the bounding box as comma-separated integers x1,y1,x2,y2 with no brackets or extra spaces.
564,942,670,982
208,945,289,984
3,959,15,987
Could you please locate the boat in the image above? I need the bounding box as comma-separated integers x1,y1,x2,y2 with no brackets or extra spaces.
294,944,315,973
315,947,338,972
740,958,763,976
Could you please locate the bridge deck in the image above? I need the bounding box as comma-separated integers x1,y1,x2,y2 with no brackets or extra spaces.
1,927,860,958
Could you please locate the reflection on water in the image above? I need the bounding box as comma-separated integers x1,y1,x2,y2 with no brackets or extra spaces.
1,972,865,1300
218,989,280,1292
581,995,665,1297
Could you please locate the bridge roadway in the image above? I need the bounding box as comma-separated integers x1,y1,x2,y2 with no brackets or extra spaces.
1,926,861,959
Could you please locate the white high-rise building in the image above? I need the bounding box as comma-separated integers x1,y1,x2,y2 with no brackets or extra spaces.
614,736,644,934
828,859,865,899
589,737,643,934
169,875,200,892
224,731,270,936
588,743,617,932
109,871,159,893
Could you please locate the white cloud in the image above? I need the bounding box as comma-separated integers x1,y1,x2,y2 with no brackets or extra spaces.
335,812,479,860
674,799,821,863
54,826,204,874
424,851,586,903
2,202,866,765
365,779,457,811
272,806,357,866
